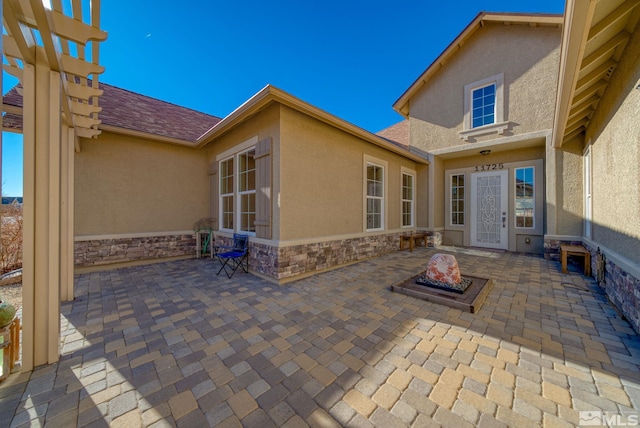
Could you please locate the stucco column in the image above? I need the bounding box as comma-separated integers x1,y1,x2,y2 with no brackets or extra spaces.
427,153,435,230
545,134,558,236
21,49,64,370
60,126,75,302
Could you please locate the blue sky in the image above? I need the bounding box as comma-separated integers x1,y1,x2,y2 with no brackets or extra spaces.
2,0,564,197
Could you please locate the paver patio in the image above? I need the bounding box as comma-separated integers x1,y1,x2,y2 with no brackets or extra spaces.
1,248,639,427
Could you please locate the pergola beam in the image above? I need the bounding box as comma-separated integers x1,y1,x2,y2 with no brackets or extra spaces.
581,31,629,70
70,99,102,116
565,117,590,135
568,95,599,121
66,79,103,100
27,0,60,71
575,59,616,94
14,0,107,44
563,126,586,143
572,79,607,105
588,0,639,40
4,0,107,145
3,1,36,64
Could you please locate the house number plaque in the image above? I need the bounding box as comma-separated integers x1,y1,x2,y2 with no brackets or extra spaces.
474,163,504,172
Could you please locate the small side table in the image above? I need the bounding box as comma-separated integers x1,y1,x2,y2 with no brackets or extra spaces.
400,232,428,252
560,244,591,276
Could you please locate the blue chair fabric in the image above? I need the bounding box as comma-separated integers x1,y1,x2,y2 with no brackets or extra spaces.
215,234,249,278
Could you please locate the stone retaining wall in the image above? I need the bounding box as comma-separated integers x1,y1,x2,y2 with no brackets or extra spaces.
582,242,640,334
75,234,196,267
250,231,442,281
74,230,443,283
545,238,640,334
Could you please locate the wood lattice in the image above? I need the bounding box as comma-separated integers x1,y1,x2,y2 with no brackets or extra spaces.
2,0,107,148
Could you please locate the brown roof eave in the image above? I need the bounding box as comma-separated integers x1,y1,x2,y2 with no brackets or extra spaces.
197,85,429,165
1,104,203,147
2,83,222,144
99,125,200,147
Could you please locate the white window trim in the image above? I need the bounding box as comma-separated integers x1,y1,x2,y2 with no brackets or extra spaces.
460,73,511,141
449,172,466,227
401,168,416,228
514,166,536,229
219,156,235,233
218,139,258,236
363,155,388,232
216,135,258,162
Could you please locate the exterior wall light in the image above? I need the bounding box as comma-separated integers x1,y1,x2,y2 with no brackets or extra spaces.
480,150,492,156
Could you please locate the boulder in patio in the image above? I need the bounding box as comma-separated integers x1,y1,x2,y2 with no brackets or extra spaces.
391,252,493,313
417,253,471,294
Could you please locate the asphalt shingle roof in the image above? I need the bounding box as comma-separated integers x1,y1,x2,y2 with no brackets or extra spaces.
376,120,409,147
3,82,222,143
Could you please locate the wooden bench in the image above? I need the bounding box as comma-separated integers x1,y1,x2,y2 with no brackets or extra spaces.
560,244,591,276
400,233,427,252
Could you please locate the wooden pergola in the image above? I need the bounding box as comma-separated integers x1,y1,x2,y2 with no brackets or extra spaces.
553,0,640,147
2,0,106,371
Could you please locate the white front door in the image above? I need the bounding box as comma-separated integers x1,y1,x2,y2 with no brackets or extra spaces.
470,170,508,250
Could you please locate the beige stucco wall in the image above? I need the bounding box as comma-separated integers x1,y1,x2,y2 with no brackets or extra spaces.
416,164,429,228
75,131,208,236
584,22,640,264
442,146,545,171
554,139,584,237
431,156,445,229
408,23,561,150
279,106,422,241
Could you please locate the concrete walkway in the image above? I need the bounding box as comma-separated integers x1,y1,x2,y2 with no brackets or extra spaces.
1,248,639,427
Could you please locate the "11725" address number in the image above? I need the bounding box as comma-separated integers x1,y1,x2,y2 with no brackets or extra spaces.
474,163,504,171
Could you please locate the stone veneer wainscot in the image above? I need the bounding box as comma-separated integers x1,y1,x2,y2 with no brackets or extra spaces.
583,241,640,334
247,231,442,282
75,234,196,267
74,230,444,283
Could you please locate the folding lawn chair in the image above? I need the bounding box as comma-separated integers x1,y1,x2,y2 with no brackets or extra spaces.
215,233,249,278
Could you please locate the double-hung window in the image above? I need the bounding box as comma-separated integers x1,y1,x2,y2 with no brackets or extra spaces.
461,73,509,141
238,149,256,233
219,148,256,234
451,173,465,226
472,83,496,128
401,172,414,227
366,163,384,231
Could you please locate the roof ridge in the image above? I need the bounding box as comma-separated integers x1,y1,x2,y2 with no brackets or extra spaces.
479,11,563,17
